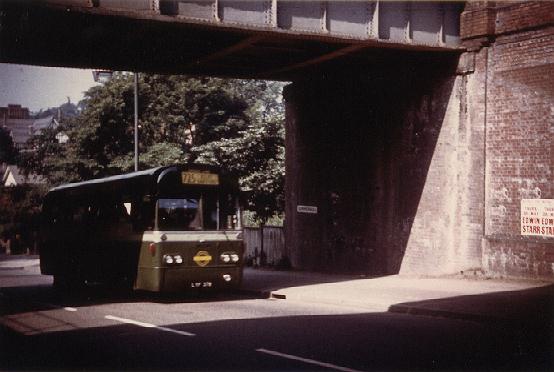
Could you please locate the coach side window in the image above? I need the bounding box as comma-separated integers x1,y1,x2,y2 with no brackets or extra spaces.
44,204,63,231
131,201,154,231
220,194,241,230
51,205,70,227
72,206,87,224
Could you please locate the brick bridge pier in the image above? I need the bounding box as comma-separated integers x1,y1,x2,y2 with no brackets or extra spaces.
284,2,554,280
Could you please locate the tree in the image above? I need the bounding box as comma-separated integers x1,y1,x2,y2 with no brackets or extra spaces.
19,74,286,221
189,79,286,224
192,112,285,224
0,185,47,253
34,99,80,120
18,125,71,183
0,126,18,164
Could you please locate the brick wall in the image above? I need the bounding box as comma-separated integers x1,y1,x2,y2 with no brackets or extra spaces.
459,1,554,279
0,105,30,120
494,2,554,35
460,1,495,40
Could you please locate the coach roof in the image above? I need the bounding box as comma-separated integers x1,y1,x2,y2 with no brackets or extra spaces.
46,164,224,196
47,166,165,194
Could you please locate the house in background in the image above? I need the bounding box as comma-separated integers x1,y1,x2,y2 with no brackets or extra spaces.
2,115,59,150
1,104,67,150
1,103,71,187
2,165,45,187
1,104,35,150
30,115,68,143
1,115,36,150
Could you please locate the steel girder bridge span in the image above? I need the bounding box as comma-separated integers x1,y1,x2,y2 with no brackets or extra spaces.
0,1,464,80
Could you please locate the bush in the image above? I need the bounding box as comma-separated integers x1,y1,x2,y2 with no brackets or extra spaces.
0,185,47,254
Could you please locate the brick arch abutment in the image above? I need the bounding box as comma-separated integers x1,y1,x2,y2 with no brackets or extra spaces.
284,59,485,276
284,1,554,280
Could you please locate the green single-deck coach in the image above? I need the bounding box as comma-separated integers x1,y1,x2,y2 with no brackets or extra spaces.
39,164,244,292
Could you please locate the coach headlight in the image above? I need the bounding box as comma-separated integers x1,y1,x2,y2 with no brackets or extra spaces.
220,253,231,263
230,254,240,263
174,255,183,264
163,255,174,264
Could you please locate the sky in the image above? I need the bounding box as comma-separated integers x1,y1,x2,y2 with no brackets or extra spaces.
0,63,99,112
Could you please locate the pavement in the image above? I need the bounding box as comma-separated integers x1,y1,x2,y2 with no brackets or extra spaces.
1,254,553,326
0,254,40,270
242,267,554,326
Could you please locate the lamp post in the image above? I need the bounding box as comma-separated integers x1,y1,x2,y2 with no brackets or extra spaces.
133,72,139,172
93,70,139,172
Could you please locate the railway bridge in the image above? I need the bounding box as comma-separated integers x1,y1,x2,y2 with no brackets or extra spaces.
1,1,553,280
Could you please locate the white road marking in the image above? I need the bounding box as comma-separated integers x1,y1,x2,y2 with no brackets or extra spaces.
256,348,365,372
63,307,78,312
104,315,195,337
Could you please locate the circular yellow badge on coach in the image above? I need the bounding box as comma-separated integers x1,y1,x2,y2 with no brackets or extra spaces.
193,251,212,267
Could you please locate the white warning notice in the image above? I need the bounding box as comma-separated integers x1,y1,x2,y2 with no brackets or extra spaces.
521,199,554,237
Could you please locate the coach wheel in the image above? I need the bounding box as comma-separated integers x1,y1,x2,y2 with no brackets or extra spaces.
53,274,70,292
53,274,86,292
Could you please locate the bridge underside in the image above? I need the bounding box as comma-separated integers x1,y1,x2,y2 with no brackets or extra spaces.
0,1,462,81
1,2,552,281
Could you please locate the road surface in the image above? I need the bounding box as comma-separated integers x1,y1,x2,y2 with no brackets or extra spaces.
0,262,550,370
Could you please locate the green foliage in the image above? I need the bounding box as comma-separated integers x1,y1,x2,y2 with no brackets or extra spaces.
34,100,80,119
243,211,284,228
110,143,185,172
192,116,285,223
18,74,286,222
0,185,48,247
0,126,18,164
18,126,71,183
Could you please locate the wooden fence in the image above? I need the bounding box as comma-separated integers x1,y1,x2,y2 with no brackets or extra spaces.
243,226,286,266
